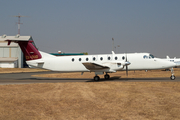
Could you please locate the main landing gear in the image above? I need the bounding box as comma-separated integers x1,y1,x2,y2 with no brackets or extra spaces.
94,76,100,81
170,68,176,80
93,73,110,81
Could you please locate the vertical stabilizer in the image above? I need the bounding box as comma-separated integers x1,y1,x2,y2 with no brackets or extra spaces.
18,41,42,61
7,40,42,61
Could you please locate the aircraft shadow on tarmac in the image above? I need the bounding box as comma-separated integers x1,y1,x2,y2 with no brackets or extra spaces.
16,76,171,82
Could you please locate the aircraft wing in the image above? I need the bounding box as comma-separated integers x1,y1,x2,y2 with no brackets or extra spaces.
82,62,109,71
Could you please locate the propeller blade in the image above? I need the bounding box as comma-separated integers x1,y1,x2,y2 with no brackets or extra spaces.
125,54,128,76
126,65,128,76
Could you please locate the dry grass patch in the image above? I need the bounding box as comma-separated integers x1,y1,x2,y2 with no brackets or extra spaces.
33,68,180,79
0,82,180,120
0,68,49,73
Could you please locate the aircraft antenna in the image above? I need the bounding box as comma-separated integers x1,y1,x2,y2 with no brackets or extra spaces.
13,14,28,35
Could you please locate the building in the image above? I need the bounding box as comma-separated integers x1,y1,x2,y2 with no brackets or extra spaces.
0,34,31,68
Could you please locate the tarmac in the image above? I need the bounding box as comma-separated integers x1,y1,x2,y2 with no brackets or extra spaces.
0,71,179,85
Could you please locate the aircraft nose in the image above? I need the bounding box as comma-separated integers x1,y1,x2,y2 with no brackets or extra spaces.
164,61,176,68
175,61,180,66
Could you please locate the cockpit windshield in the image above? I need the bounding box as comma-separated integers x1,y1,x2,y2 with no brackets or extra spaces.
143,54,155,59
149,54,155,58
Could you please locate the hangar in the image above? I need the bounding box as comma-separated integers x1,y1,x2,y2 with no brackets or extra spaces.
0,34,31,68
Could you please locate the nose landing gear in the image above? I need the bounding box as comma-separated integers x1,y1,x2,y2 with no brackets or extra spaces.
170,68,176,80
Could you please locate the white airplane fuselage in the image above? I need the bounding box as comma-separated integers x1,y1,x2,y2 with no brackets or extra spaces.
27,51,176,72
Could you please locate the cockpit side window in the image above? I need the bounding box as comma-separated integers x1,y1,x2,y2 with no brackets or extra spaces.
143,54,155,59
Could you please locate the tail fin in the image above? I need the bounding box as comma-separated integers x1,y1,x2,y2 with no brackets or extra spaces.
7,40,42,61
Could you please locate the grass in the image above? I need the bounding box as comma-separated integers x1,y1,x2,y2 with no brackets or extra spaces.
0,82,180,120
0,68,180,119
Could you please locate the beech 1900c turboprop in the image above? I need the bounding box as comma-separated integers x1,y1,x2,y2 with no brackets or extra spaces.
4,36,179,81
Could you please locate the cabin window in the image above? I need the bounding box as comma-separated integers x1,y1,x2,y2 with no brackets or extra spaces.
108,56,111,60
72,58,75,62
100,57,103,61
86,58,89,61
93,57,96,61
122,56,125,60
115,56,118,60
79,58,82,61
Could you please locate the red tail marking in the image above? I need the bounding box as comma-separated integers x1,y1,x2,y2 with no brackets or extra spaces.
18,41,42,61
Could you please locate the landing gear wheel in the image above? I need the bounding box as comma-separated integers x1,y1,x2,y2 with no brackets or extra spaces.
104,74,110,80
170,68,176,80
94,76,100,81
170,75,176,80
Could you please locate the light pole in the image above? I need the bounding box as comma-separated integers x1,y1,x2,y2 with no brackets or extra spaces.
117,45,120,53
112,38,114,51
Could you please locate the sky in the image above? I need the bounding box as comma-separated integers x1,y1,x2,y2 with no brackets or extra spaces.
0,0,180,58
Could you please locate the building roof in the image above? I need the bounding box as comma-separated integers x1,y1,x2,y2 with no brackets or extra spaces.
0,34,32,41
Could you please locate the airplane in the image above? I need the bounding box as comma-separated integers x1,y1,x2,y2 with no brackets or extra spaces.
165,56,180,66
5,38,178,81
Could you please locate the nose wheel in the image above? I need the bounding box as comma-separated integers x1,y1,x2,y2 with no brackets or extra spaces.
170,75,176,80
170,68,176,80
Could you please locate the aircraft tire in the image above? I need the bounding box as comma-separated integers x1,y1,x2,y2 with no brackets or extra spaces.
170,75,176,80
104,74,110,79
94,76,100,81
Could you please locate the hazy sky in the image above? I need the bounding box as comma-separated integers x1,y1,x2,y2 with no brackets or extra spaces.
0,0,180,57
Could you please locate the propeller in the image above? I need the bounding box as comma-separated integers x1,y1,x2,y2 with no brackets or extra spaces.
125,54,128,76
125,54,131,76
